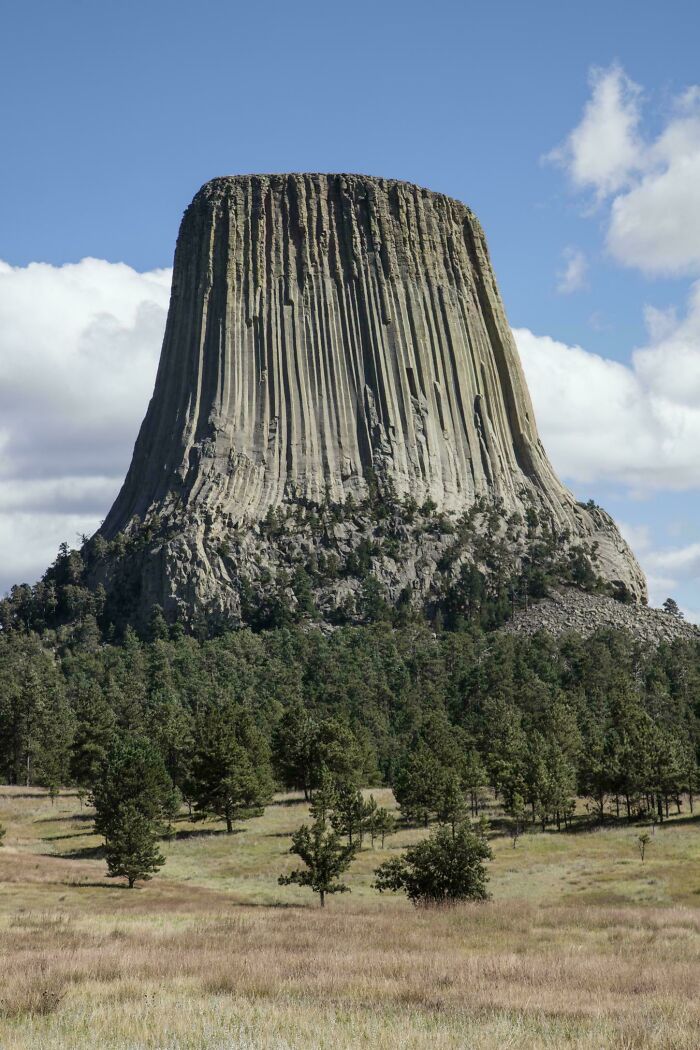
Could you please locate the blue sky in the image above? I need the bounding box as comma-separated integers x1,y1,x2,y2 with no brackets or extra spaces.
2,0,700,613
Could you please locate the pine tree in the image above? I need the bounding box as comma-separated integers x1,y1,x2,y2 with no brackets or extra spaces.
147,605,170,642
309,769,338,821
373,807,396,848
506,791,527,848
680,737,698,814
279,811,359,907
2,650,74,789
362,794,379,846
92,734,179,841
70,681,116,789
481,697,527,805
143,686,194,796
651,729,686,820
272,707,366,800
330,780,366,845
579,717,609,822
32,675,75,798
272,698,318,798
540,742,577,830
315,718,365,788
435,772,469,835
523,730,548,824
104,802,165,888
113,627,149,728
461,749,487,815
92,734,177,887
191,704,273,832
393,743,444,826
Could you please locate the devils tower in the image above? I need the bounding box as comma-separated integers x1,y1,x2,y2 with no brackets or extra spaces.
94,173,645,627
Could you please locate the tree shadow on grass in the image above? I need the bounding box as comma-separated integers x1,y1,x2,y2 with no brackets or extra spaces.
41,831,94,842
61,879,134,890
506,810,700,838
657,811,700,828
50,843,106,861
0,792,51,800
227,898,304,910
35,812,94,824
172,826,243,841
565,811,700,834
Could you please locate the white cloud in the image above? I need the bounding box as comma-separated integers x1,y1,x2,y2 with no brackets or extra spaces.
0,512,101,593
644,542,700,578
0,257,170,594
634,281,700,409
617,520,652,554
547,65,644,197
608,150,700,276
557,247,588,294
614,521,699,613
641,542,700,619
549,65,700,276
515,280,700,490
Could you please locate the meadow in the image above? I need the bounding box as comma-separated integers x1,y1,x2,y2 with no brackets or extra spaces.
0,786,699,1049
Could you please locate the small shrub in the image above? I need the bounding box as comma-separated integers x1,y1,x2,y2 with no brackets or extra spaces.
374,821,492,905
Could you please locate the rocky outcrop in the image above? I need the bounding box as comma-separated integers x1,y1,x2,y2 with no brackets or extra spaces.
96,174,646,624
503,588,699,646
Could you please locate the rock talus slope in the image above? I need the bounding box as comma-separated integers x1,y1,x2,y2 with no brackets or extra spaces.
98,173,646,622
503,588,698,645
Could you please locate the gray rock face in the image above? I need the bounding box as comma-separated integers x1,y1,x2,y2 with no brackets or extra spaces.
99,174,646,621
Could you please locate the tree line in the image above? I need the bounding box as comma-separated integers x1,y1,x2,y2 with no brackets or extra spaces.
1,606,699,890
2,613,696,814
1,611,697,816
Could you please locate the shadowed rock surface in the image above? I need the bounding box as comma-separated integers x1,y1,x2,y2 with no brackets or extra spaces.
95,174,646,626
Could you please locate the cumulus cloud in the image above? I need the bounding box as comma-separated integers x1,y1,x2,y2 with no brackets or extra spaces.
549,65,700,276
514,279,700,491
517,312,700,613
645,542,700,578
615,521,688,612
638,541,700,619
0,258,170,594
556,247,588,294
547,65,644,198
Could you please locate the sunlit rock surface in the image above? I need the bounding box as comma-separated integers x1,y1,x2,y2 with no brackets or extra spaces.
98,174,646,623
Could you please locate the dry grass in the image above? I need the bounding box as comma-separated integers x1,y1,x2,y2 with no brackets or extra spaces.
0,786,699,1048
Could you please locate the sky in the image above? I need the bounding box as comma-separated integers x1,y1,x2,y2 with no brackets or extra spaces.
2,0,700,614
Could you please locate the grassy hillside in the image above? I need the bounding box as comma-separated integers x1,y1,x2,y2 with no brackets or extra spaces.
0,787,699,1049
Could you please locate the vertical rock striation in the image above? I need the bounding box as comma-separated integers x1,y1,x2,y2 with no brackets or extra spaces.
98,174,646,621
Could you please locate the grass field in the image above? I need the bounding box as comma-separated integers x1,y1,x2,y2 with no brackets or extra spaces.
0,786,699,1049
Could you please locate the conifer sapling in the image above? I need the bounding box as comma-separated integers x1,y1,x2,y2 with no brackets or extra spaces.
104,803,165,888
279,810,358,907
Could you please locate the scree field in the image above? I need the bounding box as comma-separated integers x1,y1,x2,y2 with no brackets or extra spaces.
0,787,699,1050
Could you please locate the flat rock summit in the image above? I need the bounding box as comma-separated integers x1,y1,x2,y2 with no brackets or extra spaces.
94,173,647,628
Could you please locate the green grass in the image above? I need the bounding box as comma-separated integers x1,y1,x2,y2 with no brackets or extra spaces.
1,786,699,1048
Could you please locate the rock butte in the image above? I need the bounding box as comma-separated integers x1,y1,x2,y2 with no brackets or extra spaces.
99,173,646,620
